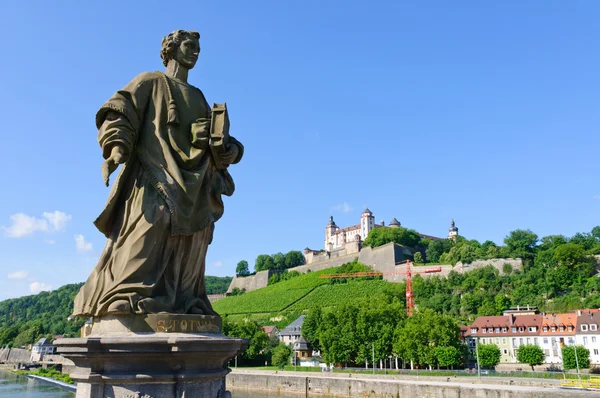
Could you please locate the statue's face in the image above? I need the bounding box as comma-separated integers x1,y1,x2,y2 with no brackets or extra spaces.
175,36,200,70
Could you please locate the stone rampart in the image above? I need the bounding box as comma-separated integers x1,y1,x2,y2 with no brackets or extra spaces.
226,270,273,294
227,371,585,397
228,244,523,294
456,258,523,274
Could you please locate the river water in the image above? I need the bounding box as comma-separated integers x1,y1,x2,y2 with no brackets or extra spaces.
0,370,287,397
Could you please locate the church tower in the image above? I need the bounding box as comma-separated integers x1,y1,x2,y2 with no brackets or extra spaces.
325,216,338,251
448,219,458,240
360,207,375,240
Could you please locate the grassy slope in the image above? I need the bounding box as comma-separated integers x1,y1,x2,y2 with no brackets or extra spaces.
213,267,394,328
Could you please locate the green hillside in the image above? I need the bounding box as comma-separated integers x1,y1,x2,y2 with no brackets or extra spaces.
0,275,233,348
213,266,395,328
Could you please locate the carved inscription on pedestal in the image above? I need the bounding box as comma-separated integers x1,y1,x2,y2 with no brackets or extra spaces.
145,314,222,333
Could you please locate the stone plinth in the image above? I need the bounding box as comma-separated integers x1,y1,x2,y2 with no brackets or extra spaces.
55,315,247,398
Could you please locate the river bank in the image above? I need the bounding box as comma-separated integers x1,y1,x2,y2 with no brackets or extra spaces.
227,369,600,397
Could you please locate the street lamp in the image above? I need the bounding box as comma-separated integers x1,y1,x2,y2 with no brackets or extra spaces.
475,337,481,379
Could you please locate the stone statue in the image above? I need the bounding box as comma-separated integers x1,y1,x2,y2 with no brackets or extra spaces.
72,30,244,318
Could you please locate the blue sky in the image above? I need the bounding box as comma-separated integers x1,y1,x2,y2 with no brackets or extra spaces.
0,1,599,300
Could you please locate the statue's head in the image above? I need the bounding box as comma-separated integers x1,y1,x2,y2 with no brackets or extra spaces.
161,30,201,70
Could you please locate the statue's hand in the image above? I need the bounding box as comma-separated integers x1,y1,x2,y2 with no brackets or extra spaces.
219,144,239,167
101,145,128,187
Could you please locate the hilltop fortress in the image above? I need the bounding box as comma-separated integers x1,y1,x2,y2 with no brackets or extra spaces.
227,208,522,294
304,207,457,264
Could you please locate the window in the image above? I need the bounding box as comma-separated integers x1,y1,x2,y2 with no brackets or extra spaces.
544,349,550,356
595,349,599,356
512,327,517,333
593,337,597,343
534,338,538,345
568,337,575,345
543,326,548,332
552,348,558,357
503,338,507,344
527,338,531,345
582,324,588,331
528,327,536,332
512,338,517,346
543,338,549,345
502,327,507,333
520,338,524,345
503,349,508,355
495,327,500,333
591,324,598,331
568,326,573,332
584,337,588,346
551,326,556,332
559,326,564,332
519,327,525,332
471,328,477,333
482,328,487,333
496,338,499,344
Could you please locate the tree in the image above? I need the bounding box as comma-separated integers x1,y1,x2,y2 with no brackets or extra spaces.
393,309,462,368
284,251,305,268
516,344,545,371
271,342,293,368
413,252,423,264
222,318,270,362
504,229,538,261
302,306,323,352
562,345,590,370
363,227,422,249
236,260,250,276
435,346,462,369
477,344,501,369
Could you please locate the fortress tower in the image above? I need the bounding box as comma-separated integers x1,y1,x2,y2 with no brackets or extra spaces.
360,207,375,240
448,219,459,239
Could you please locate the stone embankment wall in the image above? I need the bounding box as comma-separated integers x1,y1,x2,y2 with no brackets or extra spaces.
227,242,523,294
227,371,584,398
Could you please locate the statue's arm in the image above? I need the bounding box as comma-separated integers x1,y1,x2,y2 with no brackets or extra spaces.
96,73,154,185
226,136,244,165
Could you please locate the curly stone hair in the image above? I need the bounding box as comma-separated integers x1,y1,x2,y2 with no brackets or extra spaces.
160,30,200,67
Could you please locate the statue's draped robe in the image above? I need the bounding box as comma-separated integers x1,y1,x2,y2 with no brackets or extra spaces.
72,72,243,317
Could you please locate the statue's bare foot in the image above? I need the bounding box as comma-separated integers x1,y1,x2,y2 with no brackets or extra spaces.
106,300,131,314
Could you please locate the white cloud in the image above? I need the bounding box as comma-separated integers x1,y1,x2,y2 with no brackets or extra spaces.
3,213,49,237
331,202,353,213
75,234,93,253
44,239,56,245
212,260,223,268
7,270,28,280
594,196,600,200
2,211,72,238
43,211,71,231
29,282,52,294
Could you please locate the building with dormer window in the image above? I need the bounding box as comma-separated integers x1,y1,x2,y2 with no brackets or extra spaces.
539,313,578,364
575,309,600,364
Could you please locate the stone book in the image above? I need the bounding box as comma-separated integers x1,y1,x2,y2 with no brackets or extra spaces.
210,102,230,170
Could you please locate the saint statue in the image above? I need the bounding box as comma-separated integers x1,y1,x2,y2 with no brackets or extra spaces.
72,30,243,317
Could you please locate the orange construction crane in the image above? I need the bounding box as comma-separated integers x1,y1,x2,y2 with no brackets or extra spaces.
397,260,442,316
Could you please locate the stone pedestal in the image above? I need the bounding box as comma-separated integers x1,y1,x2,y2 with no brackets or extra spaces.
55,314,247,398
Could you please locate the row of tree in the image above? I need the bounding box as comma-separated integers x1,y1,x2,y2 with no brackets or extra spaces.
302,286,465,369
236,250,306,275
476,343,590,371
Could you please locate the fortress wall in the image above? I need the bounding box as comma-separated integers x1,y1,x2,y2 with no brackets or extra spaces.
226,270,273,294
290,253,360,274
456,258,522,274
